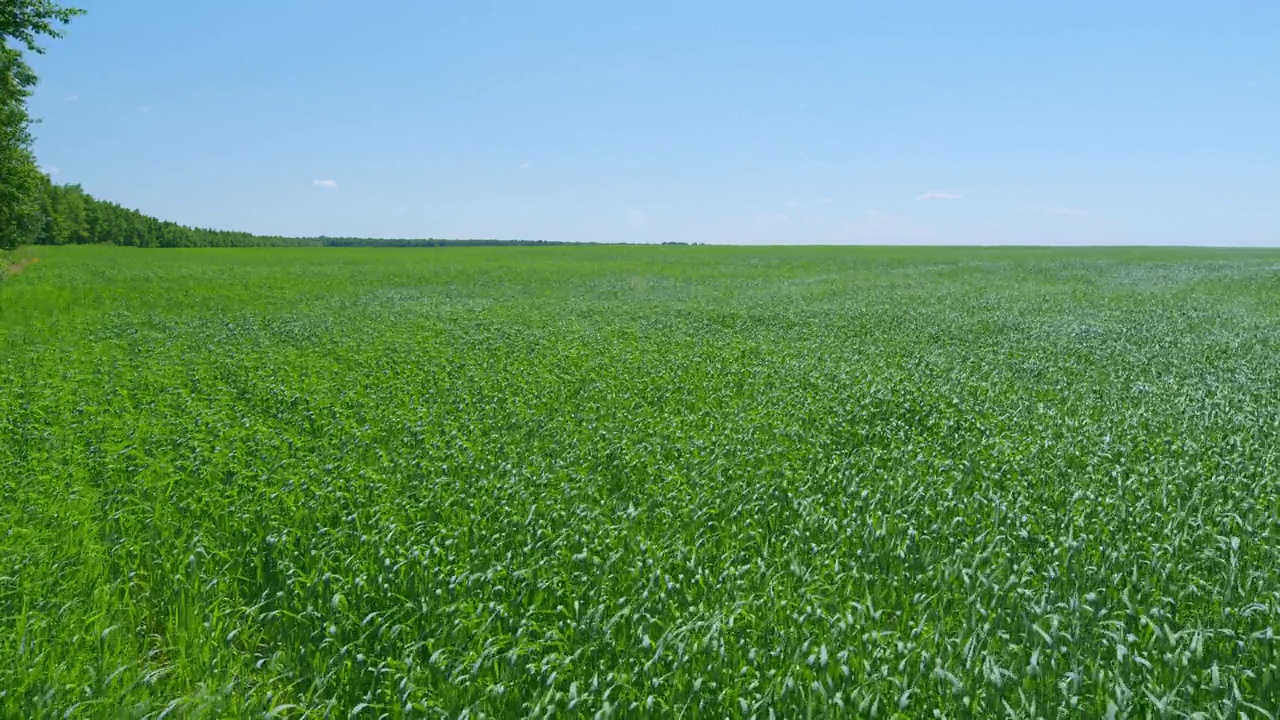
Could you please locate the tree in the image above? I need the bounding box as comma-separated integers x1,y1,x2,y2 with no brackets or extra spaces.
1,1,82,52
0,0,82,249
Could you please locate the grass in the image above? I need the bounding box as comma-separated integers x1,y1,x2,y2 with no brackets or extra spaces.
0,247,38,280
2,244,1279,718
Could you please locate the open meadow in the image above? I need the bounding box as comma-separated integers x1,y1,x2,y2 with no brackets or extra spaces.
2,245,1279,718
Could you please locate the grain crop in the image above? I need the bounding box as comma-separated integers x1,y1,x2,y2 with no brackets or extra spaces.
2,245,1278,718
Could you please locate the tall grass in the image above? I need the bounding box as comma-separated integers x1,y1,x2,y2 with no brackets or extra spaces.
2,245,1278,717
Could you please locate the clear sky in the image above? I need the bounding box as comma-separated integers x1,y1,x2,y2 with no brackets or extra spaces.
24,1,1280,245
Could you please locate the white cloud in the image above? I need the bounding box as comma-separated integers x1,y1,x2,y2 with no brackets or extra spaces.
64,95,79,102
313,179,338,190
819,197,833,205
916,192,963,201
1045,207,1089,218
43,165,60,176
783,199,802,210
519,163,530,170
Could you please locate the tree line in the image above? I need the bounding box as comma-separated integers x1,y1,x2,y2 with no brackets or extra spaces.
1,0,81,249
9,180,321,248
21,182,593,247
319,237,579,248
28,181,585,247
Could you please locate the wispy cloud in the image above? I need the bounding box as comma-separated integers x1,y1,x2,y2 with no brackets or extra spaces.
64,95,79,102
626,209,647,228
312,179,338,190
783,199,802,210
916,192,963,201
1045,207,1089,218
519,163,530,171
43,165,60,176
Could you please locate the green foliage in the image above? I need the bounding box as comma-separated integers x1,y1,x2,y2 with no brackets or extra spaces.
0,0,80,249
0,151,42,249
27,183,323,247
21,181,576,248
0,0,84,53
0,41,37,250
2,245,1279,718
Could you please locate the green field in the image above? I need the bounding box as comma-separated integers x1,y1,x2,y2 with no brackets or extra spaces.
2,245,1279,718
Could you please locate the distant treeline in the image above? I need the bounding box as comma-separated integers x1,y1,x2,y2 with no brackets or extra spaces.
14,182,589,249
13,181,314,248
320,237,584,248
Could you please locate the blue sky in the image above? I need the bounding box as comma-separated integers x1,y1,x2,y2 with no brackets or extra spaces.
25,1,1280,245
